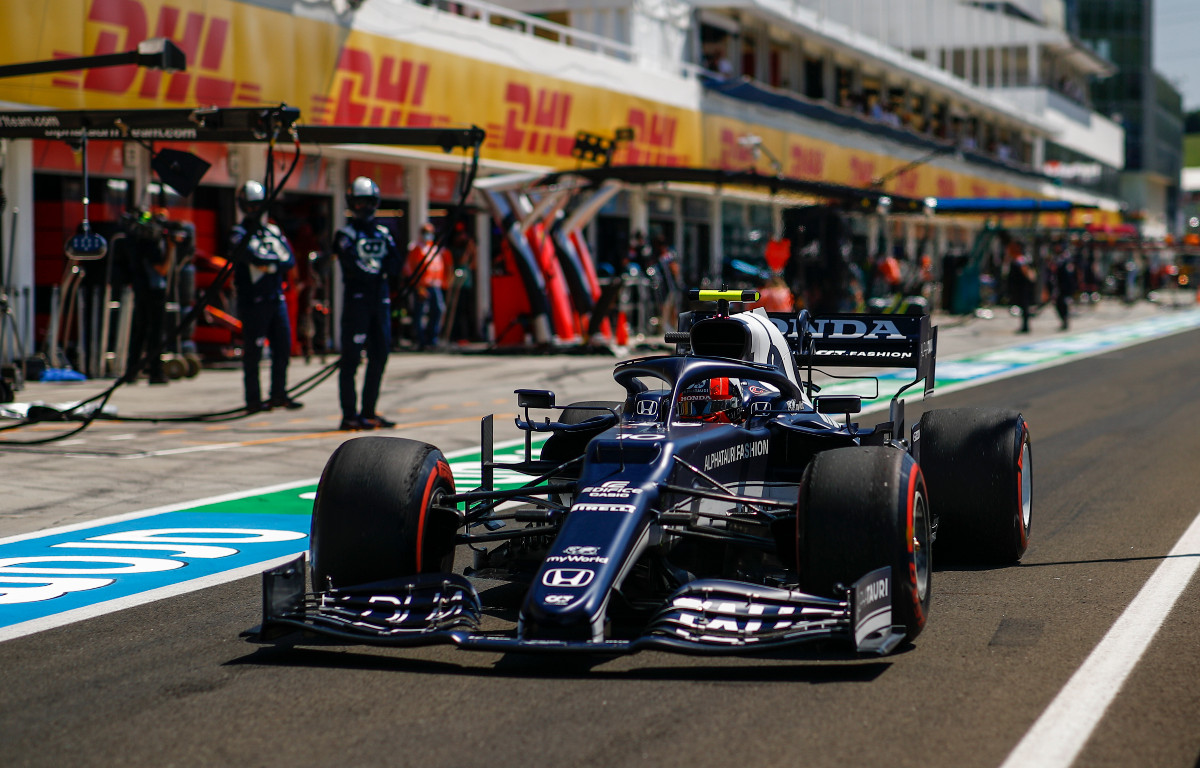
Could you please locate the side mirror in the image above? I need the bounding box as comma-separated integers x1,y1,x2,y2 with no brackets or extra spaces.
815,395,862,415
515,389,555,409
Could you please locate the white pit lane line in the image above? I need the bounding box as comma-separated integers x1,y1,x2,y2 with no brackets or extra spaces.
999,510,1200,768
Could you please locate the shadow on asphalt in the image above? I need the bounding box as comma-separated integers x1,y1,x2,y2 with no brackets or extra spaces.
226,644,893,684
936,552,1198,572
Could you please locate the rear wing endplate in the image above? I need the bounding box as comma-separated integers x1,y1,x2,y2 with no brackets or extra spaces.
767,312,937,397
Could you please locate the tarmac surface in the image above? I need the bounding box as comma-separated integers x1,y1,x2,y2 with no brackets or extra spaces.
1,294,1199,767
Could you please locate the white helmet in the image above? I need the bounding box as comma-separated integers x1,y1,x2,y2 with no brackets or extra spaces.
347,176,380,220
237,180,267,216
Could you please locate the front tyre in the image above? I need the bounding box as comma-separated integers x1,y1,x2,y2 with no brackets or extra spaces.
917,408,1032,564
310,436,457,591
799,447,931,643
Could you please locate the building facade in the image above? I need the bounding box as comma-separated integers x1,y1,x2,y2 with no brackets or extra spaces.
1074,0,1183,235
0,0,1132,354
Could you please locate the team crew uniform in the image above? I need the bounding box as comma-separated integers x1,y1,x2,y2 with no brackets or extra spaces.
231,181,300,412
335,176,401,430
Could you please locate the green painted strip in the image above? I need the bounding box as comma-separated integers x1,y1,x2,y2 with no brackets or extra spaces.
211,436,552,516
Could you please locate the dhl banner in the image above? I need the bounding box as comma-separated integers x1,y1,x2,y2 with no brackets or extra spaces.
0,0,700,169
702,114,1121,227
703,114,1027,202
327,28,699,167
0,0,1117,224
0,1,340,117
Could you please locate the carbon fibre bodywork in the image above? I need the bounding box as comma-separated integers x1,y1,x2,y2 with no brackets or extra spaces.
249,308,938,656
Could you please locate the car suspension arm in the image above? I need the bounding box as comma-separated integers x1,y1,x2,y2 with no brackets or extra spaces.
658,484,794,512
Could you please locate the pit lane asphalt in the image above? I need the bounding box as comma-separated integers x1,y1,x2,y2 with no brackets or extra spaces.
1,298,1199,768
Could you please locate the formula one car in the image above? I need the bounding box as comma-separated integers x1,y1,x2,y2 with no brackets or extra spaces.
248,290,1032,656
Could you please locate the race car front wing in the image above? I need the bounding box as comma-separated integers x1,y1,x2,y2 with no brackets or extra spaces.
246,556,904,656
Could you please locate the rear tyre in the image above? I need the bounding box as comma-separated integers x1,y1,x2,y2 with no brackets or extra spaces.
310,436,457,590
917,408,1031,564
799,446,931,642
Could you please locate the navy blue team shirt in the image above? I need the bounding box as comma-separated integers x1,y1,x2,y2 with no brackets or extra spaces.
334,218,401,300
230,220,295,304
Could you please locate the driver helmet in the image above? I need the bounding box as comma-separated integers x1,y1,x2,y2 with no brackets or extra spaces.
347,176,380,220
237,180,267,218
677,377,742,422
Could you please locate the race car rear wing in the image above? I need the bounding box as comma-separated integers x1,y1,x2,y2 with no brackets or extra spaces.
768,311,937,398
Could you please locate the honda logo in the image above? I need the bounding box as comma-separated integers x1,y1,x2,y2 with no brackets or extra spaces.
636,399,659,416
542,568,595,588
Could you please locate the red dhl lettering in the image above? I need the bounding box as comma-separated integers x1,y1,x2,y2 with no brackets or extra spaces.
324,48,439,126
937,175,957,197
893,168,919,196
849,156,876,187
485,83,574,157
618,109,683,166
73,0,251,105
787,145,824,178
627,109,676,148
716,128,756,170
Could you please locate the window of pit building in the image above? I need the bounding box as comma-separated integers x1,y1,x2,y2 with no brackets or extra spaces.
804,56,824,101
699,20,738,77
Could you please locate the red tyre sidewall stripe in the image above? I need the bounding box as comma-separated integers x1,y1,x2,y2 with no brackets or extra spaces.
416,456,439,573
905,463,925,626
436,459,455,491
415,458,455,573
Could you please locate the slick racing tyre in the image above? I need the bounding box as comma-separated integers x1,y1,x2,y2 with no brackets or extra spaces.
540,400,622,465
916,408,1031,564
799,446,931,642
310,436,457,591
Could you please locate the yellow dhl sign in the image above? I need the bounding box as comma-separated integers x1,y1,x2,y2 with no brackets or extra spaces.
702,114,1118,225
703,114,1025,200
0,0,1114,223
0,0,701,168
